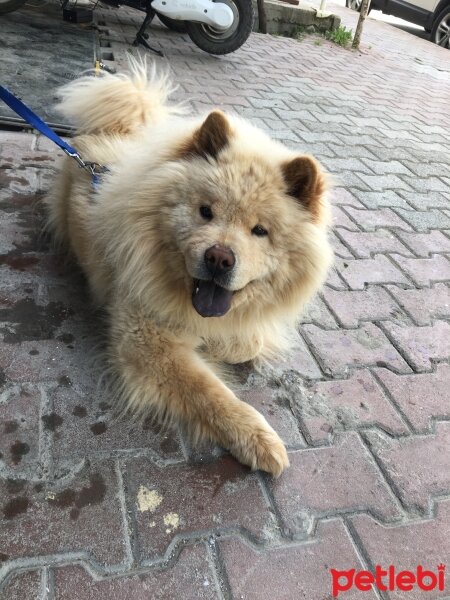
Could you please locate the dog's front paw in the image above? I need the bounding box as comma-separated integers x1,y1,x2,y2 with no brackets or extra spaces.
229,419,289,477
254,428,290,477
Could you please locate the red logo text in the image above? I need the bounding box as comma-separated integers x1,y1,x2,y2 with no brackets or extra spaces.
331,564,445,597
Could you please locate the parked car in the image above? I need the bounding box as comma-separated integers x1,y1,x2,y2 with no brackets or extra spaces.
346,0,450,48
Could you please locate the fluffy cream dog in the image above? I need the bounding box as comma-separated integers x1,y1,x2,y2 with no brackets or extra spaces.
47,59,333,476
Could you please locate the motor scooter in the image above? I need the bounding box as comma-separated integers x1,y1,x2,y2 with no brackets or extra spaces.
0,0,254,55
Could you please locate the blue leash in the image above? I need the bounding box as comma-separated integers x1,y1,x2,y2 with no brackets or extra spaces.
0,84,107,186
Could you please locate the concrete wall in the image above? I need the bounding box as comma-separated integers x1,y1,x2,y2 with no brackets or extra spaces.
252,0,341,35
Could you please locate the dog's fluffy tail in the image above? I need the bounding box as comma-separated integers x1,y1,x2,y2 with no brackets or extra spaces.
56,56,181,135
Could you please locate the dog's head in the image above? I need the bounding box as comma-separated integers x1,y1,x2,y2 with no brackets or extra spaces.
163,111,332,319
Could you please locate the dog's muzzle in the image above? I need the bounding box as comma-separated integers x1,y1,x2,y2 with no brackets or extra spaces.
192,245,235,317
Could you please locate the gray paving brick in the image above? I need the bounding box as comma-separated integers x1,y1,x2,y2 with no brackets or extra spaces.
296,130,341,144
343,208,412,232
249,97,289,110
405,176,450,193
337,256,411,290
333,171,373,190
368,146,415,162
358,173,413,192
398,190,450,210
386,283,450,325
406,162,449,177
352,189,412,210
335,134,385,148
332,206,360,230
395,230,450,257
301,295,338,329
332,187,363,207
390,254,450,286
321,157,374,175
302,323,412,376
394,208,450,231
336,229,413,258
329,231,355,259
382,320,450,372
360,159,412,175
323,286,403,328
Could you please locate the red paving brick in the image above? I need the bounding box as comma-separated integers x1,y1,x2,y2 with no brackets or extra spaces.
49,383,183,462
374,365,450,432
325,266,349,290
269,332,323,379
329,231,355,259
301,295,339,329
125,456,275,560
382,320,450,372
1,2,450,598
386,283,450,325
53,545,219,600
365,423,450,512
322,286,401,327
390,254,450,286
299,370,408,443
302,323,412,376
239,387,305,448
0,461,128,567
268,433,402,537
0,385,41,471
0,570,41,600
219,520,378,600
336,229,413,258
337,255,411,290
350,501,450,600
395,230,450,257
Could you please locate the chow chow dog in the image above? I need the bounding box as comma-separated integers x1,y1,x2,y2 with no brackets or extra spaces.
47,59,333,476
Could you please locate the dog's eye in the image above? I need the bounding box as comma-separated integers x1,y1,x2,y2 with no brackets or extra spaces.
199,205,213,220
252,225,268,237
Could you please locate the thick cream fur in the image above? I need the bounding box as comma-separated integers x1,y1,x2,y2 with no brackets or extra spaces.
47,59,333,476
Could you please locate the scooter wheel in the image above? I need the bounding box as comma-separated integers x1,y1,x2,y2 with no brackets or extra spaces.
157,13,188,33
185,0,254,55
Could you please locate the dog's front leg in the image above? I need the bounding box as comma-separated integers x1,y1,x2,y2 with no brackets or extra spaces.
109,307,289,476
205,335,264,364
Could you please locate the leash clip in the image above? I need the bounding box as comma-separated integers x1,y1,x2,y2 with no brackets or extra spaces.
0,85,109,190
66,150,88,169
64,149,108,185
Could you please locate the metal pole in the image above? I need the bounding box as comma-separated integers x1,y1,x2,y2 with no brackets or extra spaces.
316,0,330,17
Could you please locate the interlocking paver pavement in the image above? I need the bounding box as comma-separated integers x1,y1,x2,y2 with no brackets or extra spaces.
1,1,450,598
350,502,450,600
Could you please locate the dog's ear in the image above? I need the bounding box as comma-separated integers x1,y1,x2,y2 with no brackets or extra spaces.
282,156,327,222
179,111,232,160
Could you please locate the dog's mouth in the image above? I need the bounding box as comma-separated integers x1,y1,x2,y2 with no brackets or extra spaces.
192,279,234,318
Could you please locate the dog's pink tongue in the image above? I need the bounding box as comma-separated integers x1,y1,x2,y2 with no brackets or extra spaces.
192,281,233,317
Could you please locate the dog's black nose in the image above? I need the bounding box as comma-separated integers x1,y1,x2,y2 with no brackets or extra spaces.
205,245,235,276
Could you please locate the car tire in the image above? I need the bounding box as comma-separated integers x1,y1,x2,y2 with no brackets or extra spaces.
431,5,450,48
